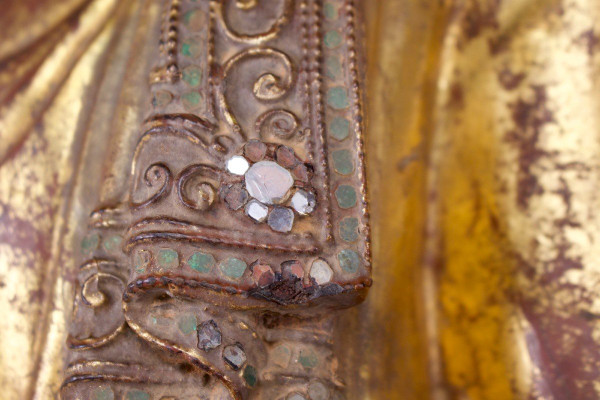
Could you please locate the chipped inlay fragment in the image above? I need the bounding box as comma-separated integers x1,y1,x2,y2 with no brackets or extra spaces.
291,190,316,215
310,259,334,285
197,320,221,351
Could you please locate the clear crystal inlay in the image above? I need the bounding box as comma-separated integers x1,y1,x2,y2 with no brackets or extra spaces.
226,155,250,175
310,259,333,285
291,189,316,215
244,161,294,204
245,200,269,222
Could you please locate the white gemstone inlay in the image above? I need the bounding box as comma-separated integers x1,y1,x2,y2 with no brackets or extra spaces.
310,259,333,285
244,161,294,204
245,200,268,222
291,190,316,215
226,156,249,175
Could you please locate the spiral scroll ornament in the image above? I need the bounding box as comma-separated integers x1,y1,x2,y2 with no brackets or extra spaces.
256,109,299,140
177,164,222,211
67,260,127,349
218,48,295,140
217,0,294,44
130,163,172,209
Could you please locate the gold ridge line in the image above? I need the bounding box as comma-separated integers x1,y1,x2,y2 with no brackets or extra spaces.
62,361,193,386
124,218,321,254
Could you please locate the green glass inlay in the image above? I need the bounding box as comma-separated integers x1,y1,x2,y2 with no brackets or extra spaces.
335,185,357,209
178,314,197,335
220,258,247,279
102,235,122,252
329,117,350,141
183,9,204,31
150,315,171,326
182,91,203,110
325,56,342,80
81,233,100,254
243,365,258,387
182,65,202,87
326,87,349,109
157,249,178,269
338,249,361,273
340,217,359,242
298,349,318,369
151,90,172,108
188,252,214,273
271,344,292,368
126,390,150,400
181,40,202,58
183,10,193,24
324,30,342,48
323,2,337,20
332,149,354,175
92,386,114,400
134,250,151,274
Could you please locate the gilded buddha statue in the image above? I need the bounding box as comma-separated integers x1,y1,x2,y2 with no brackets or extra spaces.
1,0,600,399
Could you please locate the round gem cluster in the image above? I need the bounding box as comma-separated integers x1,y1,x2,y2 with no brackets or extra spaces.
222,140,316,233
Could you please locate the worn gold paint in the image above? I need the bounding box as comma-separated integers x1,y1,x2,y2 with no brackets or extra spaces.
337,1,438,399
0,0,89,61
2,0,600,399
0,13,116,400
356,0,600,399
430,0,600,398
0,0,119,164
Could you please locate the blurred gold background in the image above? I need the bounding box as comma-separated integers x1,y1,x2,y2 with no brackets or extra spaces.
2,0,600,399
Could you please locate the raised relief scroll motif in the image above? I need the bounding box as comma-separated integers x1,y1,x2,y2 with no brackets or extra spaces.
62,1,369,399
217,0,294,43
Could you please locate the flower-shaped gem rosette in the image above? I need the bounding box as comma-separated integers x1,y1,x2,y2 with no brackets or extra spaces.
221,140,316,233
